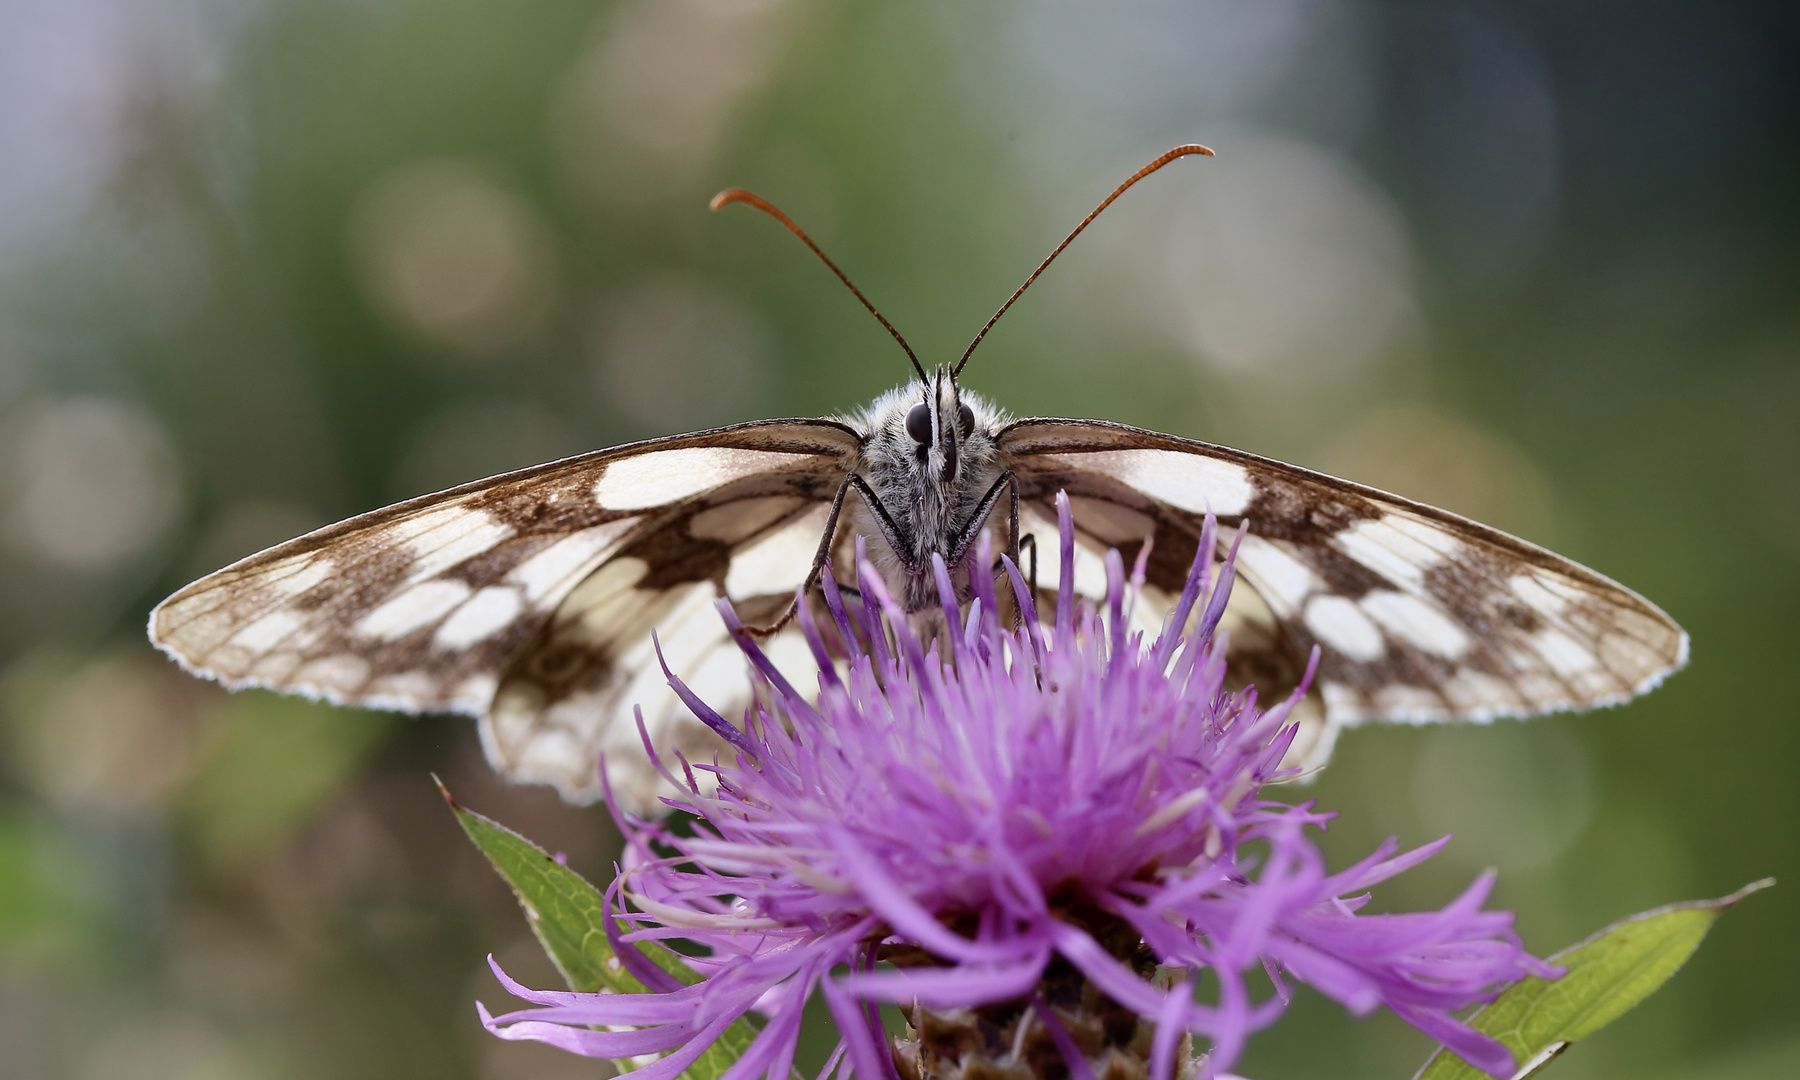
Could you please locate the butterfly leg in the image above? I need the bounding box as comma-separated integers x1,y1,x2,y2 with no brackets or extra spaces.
989,534,1036,586
846,474,922,574
990,533,1039,629
947,471,1022,571
952,471,1040,623
745,474,856,637
745,473,918,637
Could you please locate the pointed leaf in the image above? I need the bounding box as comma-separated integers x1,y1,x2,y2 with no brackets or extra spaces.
442,780,758,1080
1415,879,1773,1080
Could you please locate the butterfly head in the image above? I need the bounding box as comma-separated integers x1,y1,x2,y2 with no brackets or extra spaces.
904,367,980,486
854,378,1005,513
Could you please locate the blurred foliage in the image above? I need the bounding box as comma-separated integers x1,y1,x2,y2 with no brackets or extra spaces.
180,695,392,872
0,1,1795,1078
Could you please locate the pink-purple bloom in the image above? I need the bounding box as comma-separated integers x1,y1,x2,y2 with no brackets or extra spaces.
480,494,1555,1080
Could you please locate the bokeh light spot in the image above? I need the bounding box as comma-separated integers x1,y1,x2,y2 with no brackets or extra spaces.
76,1015,245,1080
2,397,183,572
1412,721,1595,872
391,399,583,500
1320,403,1560,545
1157,133,1419,383
593,276,768,433
556,0,803,206
351,160,557,359
3,652,207,819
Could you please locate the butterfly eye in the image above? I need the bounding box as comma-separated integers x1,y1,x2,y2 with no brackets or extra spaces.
906,403,932,445
956,402,975,435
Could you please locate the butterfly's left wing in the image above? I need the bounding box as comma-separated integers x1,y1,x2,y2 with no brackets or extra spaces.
999,419,1688,771
150,419,862,808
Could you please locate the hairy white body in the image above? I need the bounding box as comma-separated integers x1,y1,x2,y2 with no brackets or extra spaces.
841,383,1011,613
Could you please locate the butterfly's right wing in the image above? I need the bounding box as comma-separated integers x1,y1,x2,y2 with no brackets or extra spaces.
150,419,862,808
998,418,1687,776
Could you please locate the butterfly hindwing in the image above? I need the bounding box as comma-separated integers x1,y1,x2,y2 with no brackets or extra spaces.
1007,485,1336,769
149,420,861,794
999,418,1689,764
484,486,844,806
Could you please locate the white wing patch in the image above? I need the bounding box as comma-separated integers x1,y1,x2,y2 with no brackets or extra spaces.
357,579,474,641
264,554,336,599
508,524,640,603
725,502,831,597
1507,574,1564,619
435,586,526,650
1048,449,1254,516
593,448,816,510
1333,517,1447,590
1302,595,1385,662
229,609,310,653
1532,627,1601,677
1358,589,1469,660
1237,535,1318,613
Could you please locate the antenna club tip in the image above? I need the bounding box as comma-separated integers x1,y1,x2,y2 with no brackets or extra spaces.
709,188,748,212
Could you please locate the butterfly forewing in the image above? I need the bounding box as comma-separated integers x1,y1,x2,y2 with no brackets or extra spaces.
150,420,861,802
1000,418,1688,753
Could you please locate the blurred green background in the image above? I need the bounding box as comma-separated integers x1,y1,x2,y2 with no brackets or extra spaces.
0,1,1795,1077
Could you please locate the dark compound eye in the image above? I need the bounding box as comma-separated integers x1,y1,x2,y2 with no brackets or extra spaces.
906,403,932,444
956,402,975,435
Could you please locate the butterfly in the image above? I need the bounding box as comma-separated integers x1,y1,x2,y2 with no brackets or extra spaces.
148,146,1687,812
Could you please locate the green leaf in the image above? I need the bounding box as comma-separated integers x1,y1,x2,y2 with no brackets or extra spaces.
1415,879,1775,1080
441,779,758,1080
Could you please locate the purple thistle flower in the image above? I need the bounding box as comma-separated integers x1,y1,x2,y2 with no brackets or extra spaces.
480,494,1556,1080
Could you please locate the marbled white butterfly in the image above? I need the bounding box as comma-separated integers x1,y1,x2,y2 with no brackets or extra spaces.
149,146,1687,811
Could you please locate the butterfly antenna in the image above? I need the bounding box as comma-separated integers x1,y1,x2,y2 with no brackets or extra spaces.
712,188,929,387
952,143,1214,377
